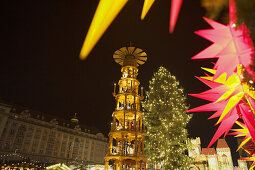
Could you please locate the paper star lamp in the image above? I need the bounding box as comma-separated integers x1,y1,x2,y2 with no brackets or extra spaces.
229,121,252,151
240,141,255,170
189,0,255,156
141,0,155,20
192,17,254,79
80,0,128,59
187,67,255,147
169,0,183,33
241,156,255,170
80,0,184,59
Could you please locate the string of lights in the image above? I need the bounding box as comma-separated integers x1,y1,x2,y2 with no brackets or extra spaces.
142,66,192,169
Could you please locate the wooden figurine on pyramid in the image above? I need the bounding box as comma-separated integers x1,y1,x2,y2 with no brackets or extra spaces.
104,46,148,170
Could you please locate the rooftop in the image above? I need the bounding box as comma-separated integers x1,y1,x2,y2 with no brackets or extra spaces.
201,148,216,155
217,139,229,148
0,102,102,136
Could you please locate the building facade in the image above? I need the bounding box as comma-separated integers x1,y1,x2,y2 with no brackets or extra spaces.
0,103,107,166
189,137,248,170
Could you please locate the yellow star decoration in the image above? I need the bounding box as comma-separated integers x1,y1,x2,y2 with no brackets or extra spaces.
239,137,255,170
141,0,156,20
80,0,185,59
200,65,255,124
80,0,128,59
231,121,251,151
241,156,255,170
80,0,156,59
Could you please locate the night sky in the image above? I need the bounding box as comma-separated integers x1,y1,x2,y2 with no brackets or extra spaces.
2,0,239,162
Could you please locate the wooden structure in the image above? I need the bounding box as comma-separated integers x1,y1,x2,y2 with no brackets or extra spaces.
105,47,148,170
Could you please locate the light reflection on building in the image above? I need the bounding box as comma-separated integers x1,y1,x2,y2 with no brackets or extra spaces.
188,137,248,170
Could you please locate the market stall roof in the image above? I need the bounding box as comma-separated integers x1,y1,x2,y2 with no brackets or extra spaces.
46,163,71,170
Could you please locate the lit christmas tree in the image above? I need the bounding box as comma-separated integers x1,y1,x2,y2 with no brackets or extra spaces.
142,66,192,170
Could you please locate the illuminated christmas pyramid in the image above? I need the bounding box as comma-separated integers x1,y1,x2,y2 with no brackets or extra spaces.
104,46,147,170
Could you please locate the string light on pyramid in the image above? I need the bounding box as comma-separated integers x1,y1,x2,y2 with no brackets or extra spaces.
104,46,147,169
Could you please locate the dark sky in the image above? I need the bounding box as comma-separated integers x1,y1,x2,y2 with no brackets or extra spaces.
1,0,239,161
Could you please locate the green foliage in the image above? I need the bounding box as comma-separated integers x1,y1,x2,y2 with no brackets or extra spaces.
142,67,192,170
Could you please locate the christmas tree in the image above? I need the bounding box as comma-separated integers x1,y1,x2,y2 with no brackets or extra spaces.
142,66,192,170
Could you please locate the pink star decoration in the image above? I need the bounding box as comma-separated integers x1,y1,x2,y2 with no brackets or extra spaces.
187,66,255,147
192,18,254,79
